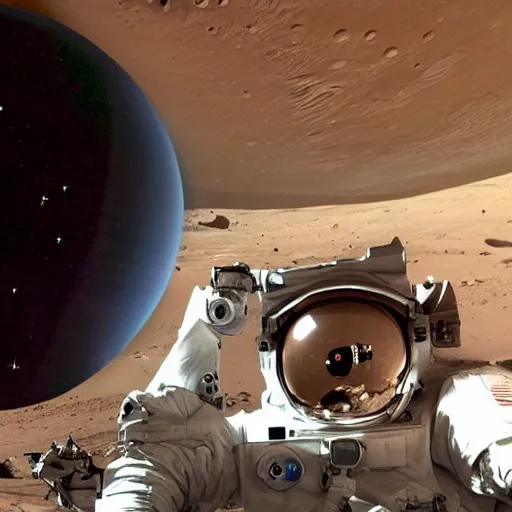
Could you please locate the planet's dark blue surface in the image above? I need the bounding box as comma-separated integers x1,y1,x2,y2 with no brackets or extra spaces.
0,6,184,410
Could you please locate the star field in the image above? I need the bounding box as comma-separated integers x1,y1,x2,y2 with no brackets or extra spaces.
0,6,184,410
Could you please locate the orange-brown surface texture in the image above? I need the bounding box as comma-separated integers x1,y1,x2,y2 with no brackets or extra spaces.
2,1,512,509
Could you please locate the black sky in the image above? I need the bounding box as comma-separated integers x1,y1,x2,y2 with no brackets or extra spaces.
0,5,183,410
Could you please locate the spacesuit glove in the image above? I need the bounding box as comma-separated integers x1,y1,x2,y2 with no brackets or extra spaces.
475,437,512,506
95,386,240,512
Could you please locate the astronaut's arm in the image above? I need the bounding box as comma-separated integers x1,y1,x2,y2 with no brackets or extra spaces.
146,281,250,405
97,278,252,512
431,368,512,506
96,387,240,512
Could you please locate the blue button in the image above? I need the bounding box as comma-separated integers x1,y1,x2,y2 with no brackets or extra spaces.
284,459,302,481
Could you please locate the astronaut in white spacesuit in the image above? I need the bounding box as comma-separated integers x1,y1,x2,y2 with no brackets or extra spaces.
28,238,512,512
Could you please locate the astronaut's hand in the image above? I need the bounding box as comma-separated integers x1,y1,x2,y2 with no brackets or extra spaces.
476,438,512,506
96,386,240,512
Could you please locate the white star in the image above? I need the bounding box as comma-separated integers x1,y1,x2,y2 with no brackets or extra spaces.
62,185,69,192
12,288,17,294
56,236,63,244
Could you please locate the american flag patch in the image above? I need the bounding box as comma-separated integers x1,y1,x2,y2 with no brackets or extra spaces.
483,374,512,407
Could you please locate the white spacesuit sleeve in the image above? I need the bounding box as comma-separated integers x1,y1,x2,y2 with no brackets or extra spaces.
432,366,512,504
95,386,240,512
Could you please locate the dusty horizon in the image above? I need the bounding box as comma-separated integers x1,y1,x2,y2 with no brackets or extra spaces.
4,0,512,209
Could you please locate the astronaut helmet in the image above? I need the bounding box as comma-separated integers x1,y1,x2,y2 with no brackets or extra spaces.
218,238,460,426
279,297,409,422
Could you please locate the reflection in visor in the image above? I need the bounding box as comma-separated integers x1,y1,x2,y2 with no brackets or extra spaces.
282,300,406,416
292,314,317,342
326,344,373,377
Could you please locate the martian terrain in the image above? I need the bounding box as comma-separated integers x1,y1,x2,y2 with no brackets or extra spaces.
2,0,512,510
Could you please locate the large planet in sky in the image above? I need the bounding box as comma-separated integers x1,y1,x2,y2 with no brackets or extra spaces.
0,5,184,410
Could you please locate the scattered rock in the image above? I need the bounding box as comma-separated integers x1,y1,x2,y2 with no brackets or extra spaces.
225,391,252,408
460,278,485,287
155,0,171,11
331,402,351,413
364,30,377,42
316,382,396,415
198,214,230,230
485,238,512,248
193,0,209,8
0,458,22,479
273,247,279,252
479,251,492,256
422,30,435,42
332,29,349,43
482,209,486,214
332,223,339,229
348,384,366,396
330,60,348,70
502,258,512,265
383,47,399,58
133,351,149,361
175,265,181,271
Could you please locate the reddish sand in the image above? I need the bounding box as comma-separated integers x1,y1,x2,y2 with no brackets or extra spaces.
2,1,512,509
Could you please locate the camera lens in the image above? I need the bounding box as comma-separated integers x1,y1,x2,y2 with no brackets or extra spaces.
214,304,227,319
208,298,238,327
326,344,373,377
326,346,354,377
269,462,283,479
